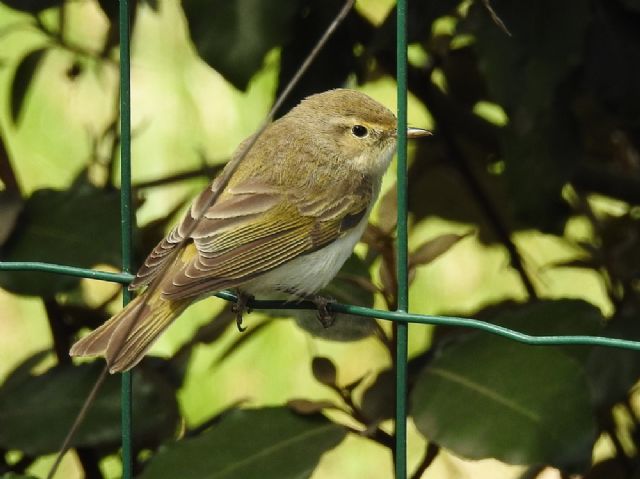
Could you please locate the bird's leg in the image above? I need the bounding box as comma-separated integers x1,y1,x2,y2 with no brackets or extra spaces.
308,294,337,328
232,290,254,332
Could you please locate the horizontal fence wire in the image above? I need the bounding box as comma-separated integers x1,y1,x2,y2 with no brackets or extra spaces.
2,261,640,351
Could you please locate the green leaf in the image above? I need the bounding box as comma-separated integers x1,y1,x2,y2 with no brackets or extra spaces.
139,407,346,479
409,231,473,268
0,362,179,455
487,299,604,362
586,316,640,409
10,48,48,124
0,190,22,247
412,302,599,469
0,180,121,296
183,0,300,90
311,356,337,387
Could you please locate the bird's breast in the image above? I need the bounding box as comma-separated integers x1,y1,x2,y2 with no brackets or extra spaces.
240,215,369,298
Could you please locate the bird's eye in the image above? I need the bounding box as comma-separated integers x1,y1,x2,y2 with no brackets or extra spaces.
351,125,369,138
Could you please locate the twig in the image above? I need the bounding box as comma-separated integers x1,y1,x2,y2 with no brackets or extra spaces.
409,442,439,479
44,299,72,366
46,366,109,479
479,0,512,36
133,163,225,189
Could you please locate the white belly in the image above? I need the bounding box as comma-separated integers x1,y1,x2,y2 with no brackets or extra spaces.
240,217,368,298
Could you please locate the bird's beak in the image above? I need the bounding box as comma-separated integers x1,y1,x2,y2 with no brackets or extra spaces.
407,127,432,139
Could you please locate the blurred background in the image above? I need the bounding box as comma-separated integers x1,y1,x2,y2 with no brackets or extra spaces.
1,0,639,478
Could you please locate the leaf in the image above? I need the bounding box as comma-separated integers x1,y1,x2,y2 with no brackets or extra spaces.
0,180,122,296
183,0,300,90
10,47,48,124
0,0,61,13
409,231,473,268
411,319,597,469
360,369,395,423
215,318,273,364
586,315,640,409
0,190,22,247
487,299,604,362
0,350,49,391
287,399,338,415
138,407,346,479
376,184,397,233
0,362,179,455
311,357,337,387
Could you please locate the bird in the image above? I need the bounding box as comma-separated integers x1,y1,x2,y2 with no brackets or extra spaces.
69,88,431,373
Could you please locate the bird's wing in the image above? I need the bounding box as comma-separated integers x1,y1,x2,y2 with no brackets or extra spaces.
130,175,373,299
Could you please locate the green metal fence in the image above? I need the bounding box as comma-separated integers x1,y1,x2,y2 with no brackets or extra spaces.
2,1,640,478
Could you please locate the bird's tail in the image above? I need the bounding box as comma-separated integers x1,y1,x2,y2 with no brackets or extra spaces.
70,290,189,373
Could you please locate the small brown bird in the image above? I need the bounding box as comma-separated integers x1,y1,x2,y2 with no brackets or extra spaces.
70,89,430,373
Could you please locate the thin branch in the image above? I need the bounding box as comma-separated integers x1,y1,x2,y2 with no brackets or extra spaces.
409,442,440,479
133,163,225,190
46,366,109,479
479,0,512,36
43,299,71,366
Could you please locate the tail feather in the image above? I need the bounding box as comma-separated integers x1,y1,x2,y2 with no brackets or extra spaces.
70,292,188,373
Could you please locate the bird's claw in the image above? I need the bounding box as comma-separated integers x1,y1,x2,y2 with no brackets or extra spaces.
311,295,337,328
232,292,254,332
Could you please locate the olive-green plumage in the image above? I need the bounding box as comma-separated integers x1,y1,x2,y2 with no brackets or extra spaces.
70,89,430,373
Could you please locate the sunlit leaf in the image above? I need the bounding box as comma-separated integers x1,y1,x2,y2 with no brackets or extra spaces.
408,231,472,268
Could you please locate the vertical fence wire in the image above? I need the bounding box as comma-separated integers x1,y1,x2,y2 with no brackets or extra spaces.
118,0,134,477
395,0,409,478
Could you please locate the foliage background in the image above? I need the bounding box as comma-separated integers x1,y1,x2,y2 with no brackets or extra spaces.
1,0,640,478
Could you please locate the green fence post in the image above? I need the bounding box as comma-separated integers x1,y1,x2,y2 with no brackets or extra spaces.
395,0,409,478
119,0,134,477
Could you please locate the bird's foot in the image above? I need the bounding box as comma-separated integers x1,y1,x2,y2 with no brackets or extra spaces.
309,294,337,328
232,291,254,332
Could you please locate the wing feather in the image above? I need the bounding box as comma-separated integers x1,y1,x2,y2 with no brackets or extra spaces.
130,174,375,299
